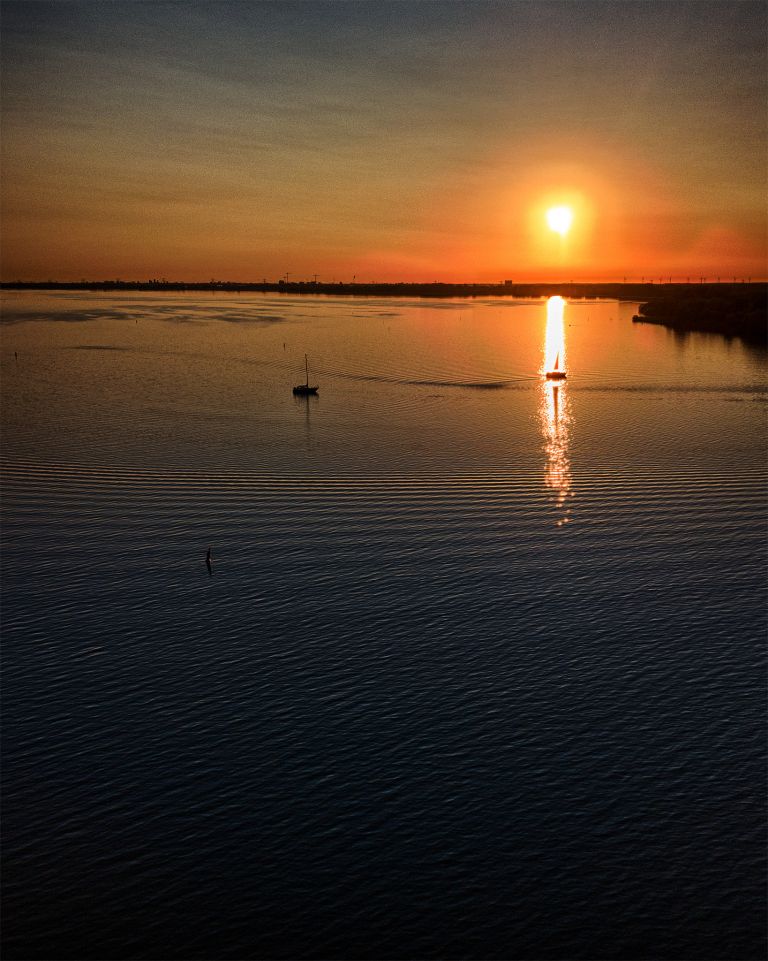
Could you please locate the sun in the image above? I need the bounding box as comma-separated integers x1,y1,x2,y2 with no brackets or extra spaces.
546,205,573,236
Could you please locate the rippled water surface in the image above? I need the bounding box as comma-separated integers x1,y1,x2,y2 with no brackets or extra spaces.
2,292,766,959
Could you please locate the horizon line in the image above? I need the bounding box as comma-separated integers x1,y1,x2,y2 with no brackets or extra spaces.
3,277,766,289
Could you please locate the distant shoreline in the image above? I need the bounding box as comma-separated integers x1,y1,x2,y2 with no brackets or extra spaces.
631,284,766,345
2,280,765,343
1,279,764,299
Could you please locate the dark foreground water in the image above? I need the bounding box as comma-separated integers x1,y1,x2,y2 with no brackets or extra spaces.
2,292,766,960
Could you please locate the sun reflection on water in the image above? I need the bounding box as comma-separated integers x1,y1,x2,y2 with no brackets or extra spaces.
540,297,572,524
543,295,566,374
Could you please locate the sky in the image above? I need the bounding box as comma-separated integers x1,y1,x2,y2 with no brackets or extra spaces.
1,0,766,282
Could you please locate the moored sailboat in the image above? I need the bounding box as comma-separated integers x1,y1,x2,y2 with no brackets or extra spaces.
293,354,319,395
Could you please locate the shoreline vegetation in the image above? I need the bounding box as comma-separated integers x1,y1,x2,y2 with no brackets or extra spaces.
630,285,766,345
2,280,765,344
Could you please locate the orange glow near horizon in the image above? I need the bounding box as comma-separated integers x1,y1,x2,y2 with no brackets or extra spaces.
1,2,766,284
1,146,766,282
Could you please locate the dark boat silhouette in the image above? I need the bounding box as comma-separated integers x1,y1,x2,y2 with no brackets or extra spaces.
293,354,318,395
545,352,567,380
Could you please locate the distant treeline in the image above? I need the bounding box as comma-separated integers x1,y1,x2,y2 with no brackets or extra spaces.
2,279,765,343
632,284,767,345
1,278,763,298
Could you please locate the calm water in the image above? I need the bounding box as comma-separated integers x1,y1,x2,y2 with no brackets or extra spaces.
2,291,766,960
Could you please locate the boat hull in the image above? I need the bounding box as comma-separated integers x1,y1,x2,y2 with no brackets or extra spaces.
545,371,567,380
293,385,319,395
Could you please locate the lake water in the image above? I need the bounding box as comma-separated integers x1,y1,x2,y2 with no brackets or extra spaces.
2,291,766,960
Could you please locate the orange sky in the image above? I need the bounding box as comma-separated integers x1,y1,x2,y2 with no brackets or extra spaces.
2,2,766,282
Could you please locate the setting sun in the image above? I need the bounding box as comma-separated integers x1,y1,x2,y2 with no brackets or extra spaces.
546,206,573,237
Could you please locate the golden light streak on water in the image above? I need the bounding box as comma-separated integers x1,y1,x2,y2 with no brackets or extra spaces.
541,381,572,525
540,298,572,524
543,295,566,374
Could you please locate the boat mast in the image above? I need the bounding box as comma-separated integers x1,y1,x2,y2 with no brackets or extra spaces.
305,354,309,386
